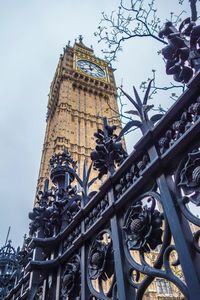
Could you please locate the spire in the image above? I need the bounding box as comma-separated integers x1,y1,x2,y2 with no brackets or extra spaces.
74,35,94,53
4,226,11,246
79,35,83,45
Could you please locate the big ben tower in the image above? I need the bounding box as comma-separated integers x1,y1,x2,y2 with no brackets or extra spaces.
37,36,121,192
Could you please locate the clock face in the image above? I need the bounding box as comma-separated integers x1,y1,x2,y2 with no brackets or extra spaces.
77,60,106,78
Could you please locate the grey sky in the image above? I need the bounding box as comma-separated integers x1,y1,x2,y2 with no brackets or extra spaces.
0,0,190,247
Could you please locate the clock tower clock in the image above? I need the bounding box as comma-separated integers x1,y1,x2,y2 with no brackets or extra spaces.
76,60,106,79
37,37,121,194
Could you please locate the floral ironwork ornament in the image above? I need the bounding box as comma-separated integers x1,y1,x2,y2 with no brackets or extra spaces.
178,149,200,206
0,241,21,299
29,188,80,237
73,160,98,204
91,118,128,178
29,150,80,237
159,18,200,83
88,231,114,280
61,255,80,299
117,80,164,137
50,148,77,186
123,198,163,252
29,180,60,237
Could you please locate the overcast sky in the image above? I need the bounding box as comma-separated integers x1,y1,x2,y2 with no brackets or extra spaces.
0,0,191,247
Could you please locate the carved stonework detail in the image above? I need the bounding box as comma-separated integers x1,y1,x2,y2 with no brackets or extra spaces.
37,41,121,193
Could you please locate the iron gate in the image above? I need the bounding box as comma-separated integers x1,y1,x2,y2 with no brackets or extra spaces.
3,72,200,300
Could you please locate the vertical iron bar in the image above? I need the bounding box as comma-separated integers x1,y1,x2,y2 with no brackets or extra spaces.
80,245,90,300
28,230,44,300
108,189,135,300
157,174,200,299
42,280,47,300
146,135,200,299
80,191,90,300
147,138,200,299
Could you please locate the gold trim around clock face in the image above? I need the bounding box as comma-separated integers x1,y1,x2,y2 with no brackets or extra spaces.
74,52,109,82
76,59,106,79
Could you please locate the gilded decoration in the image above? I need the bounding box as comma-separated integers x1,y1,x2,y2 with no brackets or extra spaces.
73,40,109,82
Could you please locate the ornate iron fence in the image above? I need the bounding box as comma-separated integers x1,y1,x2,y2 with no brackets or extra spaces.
4,72,200,300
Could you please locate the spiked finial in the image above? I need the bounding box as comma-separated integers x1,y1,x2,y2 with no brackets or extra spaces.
49,149,77,188
4,226,11,246
79,35,83,44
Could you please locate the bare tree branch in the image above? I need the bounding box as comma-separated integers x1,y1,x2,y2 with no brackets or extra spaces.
179,0,199,21
105,86,133,124
189,0,198,21
140,70,186,101
94,0,169,62
94,0,193,62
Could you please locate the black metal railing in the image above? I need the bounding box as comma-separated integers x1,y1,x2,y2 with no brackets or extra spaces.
4,72,200,300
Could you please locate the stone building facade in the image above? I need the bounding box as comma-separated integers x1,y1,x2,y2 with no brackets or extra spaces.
37,38,121,194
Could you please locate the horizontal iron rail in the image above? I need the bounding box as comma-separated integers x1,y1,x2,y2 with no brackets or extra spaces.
30,117,200,271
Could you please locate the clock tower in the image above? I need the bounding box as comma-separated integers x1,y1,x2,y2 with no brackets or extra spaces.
37,37,121,193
